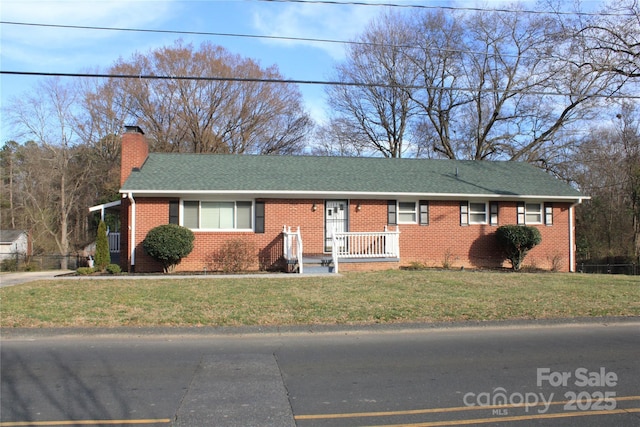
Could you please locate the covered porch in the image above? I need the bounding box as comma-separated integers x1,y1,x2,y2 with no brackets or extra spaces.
283,225,400,274
88,200,122,263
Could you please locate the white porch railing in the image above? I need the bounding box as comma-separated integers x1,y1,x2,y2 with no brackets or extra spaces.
108,232,120,254
332,226,400,274
283,225,303,274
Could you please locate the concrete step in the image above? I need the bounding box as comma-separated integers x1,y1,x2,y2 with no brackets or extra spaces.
302,264,335,274
302,255,333,265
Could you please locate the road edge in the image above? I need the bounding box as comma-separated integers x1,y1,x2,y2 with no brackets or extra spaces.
1,316,638,340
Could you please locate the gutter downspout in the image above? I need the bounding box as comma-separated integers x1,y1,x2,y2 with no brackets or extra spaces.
128,192,136,272
569,198,583,273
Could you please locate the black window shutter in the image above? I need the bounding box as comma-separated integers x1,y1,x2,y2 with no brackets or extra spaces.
387,200,397,225
544,202,553,226
490,202,499,226
169,200,179,224
255,201,265,233
517,202,525,224
419,200,429,226
460,202,469,226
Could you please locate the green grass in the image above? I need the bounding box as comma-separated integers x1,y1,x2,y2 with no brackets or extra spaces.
1,270,638,328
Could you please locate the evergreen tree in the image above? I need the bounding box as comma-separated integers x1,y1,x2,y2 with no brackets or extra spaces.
94,220,111,270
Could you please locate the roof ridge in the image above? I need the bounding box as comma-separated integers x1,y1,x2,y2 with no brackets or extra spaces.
147,152,523,164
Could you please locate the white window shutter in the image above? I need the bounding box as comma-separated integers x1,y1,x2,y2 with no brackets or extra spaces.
460,202,469,226
544,203,553,226
517,202,525,224
490,202,499,226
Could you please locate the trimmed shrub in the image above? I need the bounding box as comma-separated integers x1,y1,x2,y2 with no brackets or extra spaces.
214,239,257,273
142,224,195,273
23,262,37,272
1,258,18,272
106,263,122,274
77,267,96,275
496,225,542,271
94,220,111,270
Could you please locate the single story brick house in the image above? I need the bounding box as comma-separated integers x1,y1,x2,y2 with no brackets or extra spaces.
117,126,587,273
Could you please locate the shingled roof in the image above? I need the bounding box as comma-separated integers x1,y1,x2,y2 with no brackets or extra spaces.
120,153,586,201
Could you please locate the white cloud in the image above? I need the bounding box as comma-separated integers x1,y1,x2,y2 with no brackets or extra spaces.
3,0,174,29
251,2,381,60
1,0,177,68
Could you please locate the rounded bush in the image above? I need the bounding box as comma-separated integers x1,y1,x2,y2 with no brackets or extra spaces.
495,225,542,271
106,263,122,274
142,224,195,273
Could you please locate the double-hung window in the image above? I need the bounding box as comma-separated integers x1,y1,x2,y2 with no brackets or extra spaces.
388,201,428,225
398,202,417,223
461,201,488,225
469,202,488,224
183,201,253,230
525,203,542,224
517,202,543,225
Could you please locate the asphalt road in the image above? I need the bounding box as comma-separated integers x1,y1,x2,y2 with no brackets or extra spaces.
1,321,639,427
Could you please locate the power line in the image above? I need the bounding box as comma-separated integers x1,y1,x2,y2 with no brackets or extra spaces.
252,0,635,17
0,21,351,48
0,21,601,63
2,70,638,99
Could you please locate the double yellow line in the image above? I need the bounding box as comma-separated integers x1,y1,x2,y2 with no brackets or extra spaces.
3,396,639,426
295,395,640,426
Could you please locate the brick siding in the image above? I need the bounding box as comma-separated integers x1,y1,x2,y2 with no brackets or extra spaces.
122,198,573,273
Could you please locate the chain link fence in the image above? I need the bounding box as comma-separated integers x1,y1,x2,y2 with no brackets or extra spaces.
0,253,89,272
577,261,639,276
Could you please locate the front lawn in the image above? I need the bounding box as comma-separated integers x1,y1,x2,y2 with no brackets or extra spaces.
0,270,638,328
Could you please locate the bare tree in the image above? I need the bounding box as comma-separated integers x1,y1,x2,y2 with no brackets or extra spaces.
408,10,470,159
75,74,129,203
97,40,312,154
5,78,93,266
576,0,640,79
0,142,20,230
327,6,624,164
573,102,640,261
325,11,420,158
310,119,366,157
411,8,619,163
616,103,640,259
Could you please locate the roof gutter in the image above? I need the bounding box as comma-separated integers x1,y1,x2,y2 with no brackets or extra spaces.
118,189,589,203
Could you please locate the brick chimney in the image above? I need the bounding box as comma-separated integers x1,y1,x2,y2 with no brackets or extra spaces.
120,125,149,186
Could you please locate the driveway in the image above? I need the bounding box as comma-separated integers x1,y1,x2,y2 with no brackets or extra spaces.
0,270,74,287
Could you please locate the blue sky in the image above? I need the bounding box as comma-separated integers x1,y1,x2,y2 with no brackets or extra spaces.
0,0,607,142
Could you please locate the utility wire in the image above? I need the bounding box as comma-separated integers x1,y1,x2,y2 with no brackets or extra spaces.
2,70,638,99
252,0,635,17
0,21,351,48
0,21,602,63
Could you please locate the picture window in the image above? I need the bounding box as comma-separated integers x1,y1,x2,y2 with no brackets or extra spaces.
183,200,252,230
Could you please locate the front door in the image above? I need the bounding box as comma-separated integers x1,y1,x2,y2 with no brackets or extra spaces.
325,200,348,252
